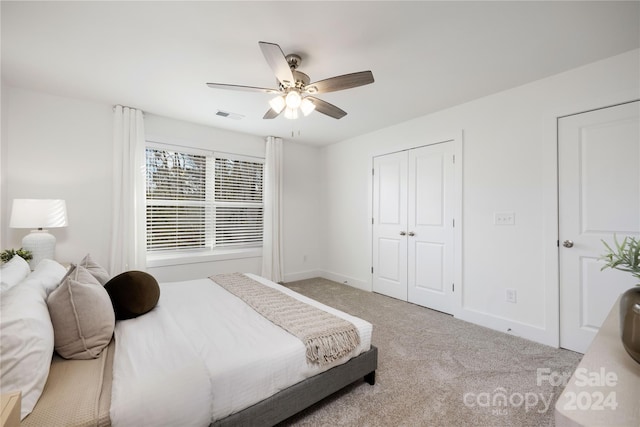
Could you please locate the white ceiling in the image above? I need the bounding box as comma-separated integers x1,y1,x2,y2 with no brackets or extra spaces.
2,1,639,146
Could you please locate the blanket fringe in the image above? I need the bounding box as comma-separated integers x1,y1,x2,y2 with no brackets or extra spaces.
306,328,362,364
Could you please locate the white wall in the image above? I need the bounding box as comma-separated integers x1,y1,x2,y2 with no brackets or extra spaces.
145,113,265,158
282,141,324,282
321,49,640,347
1,90,324,283
1,86,113,266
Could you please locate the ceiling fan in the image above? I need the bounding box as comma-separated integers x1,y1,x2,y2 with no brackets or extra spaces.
206,41,374,120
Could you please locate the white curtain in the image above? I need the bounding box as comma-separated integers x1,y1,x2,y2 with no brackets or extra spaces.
109,105,146,275
261,136,284,282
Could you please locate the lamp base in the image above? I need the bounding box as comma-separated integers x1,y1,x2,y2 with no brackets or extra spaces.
22,230,56,270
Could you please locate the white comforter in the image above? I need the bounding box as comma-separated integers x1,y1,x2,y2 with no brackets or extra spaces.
109,274,372,427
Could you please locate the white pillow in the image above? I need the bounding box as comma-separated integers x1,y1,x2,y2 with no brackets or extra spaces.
0,255,31,292
0,282,54,420
21,259,68,296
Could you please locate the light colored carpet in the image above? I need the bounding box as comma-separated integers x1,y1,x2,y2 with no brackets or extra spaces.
279,278,582,427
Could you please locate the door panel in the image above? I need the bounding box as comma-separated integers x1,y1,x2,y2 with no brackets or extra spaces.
415,242,444,292
559,101,639,353
372,152,408,300
579,257,629,330
377,238,401,282
580,120,639,233
379,161,403,224
407,143,455,313
415,154,444,226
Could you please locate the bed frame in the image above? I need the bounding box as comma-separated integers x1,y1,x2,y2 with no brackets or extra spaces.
24,339,376,427
212,345,378,427
23,280,377,427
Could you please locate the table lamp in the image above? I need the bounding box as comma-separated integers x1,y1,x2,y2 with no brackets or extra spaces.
9,199,68,269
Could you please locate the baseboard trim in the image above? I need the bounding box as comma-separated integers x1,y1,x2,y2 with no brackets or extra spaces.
282,270,323,283
318,270,371,291
457,307,556,348
283,269,372,292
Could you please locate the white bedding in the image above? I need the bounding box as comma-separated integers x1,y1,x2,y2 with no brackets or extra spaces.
110,274,372,427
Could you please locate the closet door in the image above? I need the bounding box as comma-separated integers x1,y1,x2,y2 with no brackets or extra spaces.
372,151,408,300
407,142,455,314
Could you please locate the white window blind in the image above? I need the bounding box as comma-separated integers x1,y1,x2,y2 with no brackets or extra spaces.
214,156,264,246
145,146,263,253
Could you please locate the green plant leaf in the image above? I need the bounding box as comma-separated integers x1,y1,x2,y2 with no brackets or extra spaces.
600,235,640,285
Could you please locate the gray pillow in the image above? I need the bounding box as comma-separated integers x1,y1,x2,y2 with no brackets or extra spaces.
47,266,115,359
79,253,110,285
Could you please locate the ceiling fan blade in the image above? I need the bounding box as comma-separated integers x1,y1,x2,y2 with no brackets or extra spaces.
307,71,374,94
206,82,280,94
307,96,347,119
263,108,281,119
259,41,295,88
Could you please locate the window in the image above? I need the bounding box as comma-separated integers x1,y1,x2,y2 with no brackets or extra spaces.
145,144,264,255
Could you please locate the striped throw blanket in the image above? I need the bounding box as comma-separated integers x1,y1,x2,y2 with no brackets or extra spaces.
210,273,360,366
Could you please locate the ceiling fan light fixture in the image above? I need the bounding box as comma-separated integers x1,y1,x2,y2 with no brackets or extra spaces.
284,107,299,120
285,90,302,109
207,42,374,121
269,95,286,114
300,97,315,116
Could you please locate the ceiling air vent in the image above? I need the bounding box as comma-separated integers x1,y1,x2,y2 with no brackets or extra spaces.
215,110,244,120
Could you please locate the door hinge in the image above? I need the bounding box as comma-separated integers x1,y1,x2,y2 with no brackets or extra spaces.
371,267,374,274
372,217,374,224
557,240,560,247
452,219,455,227
453,154,456,164
372,168,375,176
452,283,455,292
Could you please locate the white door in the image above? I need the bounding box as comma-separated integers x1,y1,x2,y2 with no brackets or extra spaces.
372,151,408,300
559,101,640,353
407,143,455,313
372,142,456,314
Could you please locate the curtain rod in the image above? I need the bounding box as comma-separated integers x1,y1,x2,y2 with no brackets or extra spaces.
112,104,144,115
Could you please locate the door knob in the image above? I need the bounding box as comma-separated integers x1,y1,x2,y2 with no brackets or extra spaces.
400,231,406,236
563,240,574,248
408,231,415,237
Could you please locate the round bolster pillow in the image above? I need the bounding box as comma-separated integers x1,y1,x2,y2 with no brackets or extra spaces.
104,271,160,320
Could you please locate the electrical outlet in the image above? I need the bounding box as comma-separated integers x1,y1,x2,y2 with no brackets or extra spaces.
506,288,517,303
495,212,515,225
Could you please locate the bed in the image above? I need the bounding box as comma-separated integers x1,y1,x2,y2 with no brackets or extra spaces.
0,257,377,427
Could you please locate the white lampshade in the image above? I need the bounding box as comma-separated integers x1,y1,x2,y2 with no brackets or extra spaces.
300,98,316,116
269,96,286,114
10,199,68,229
285,91,302,109
10,199,68,269
284,107,299,120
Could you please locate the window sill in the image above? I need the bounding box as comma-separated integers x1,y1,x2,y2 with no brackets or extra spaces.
146,247,262,268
